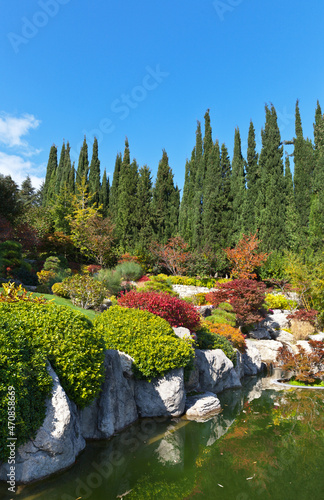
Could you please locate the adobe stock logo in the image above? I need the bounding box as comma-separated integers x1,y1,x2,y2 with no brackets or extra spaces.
7,0,71,54
213,0,244,22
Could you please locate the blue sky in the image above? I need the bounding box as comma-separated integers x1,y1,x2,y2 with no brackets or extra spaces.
0,0,324,192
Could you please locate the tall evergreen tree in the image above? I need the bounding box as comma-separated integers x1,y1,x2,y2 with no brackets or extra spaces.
284,156,301,251
152,149,179,243
135,165,154,250
109,152,122,222
116,139,139,249
76,136,89,188
231,127,245,243
203,109,213,170
257,104,286,251
242,121,259,233
55,142,66,195
43,144,58,206
293,100,313,236
309,102,324,250
99,169,109,216
218,143,232,248
89,137,101,206
202,140,222,249
179,147,196,244
192,121,205,247
20,176,36,209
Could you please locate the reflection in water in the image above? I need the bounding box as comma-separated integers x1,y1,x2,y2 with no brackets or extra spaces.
1,375,323,500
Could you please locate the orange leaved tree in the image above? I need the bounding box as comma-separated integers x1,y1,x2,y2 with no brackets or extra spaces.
225,232,268,280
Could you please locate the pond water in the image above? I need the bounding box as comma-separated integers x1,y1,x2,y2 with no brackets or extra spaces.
1,375,324,500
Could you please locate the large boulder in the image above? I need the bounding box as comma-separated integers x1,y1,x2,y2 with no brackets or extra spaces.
0,364,85,484
195,349,242,393
242,341,264,376
185,392,221,420
134,368,186,417
247,339,284,364
79,350,138,439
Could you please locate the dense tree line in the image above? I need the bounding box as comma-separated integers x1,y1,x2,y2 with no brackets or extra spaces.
1,99,324,267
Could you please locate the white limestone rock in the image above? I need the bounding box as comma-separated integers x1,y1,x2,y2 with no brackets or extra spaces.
0,364,85,484
134,368,186,417
195,349,242,393
185,391,221,419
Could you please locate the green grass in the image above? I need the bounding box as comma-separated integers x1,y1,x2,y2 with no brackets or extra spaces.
0,288,99,322
288,379,324,387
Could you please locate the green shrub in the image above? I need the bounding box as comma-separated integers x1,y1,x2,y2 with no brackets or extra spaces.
94,305,194,380
191,293,208,306
0,240,24,275
205,305,236,327
0,302,106,409
51,281,70,298
217,301,234,312
265,293,297,310
95,268,123,296
141,275,178,296
114,261,143,281
195,325,236,363
0,317,53,462
62,274,108,309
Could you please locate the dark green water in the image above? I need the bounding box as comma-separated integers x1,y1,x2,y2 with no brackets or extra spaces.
1,376,324,500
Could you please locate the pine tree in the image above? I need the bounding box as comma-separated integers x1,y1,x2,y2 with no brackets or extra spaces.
20,176,36,209
231,127,245,244
257,104,286,252
202,140,222,249
99,169,109,216
152,149,179,243
242,121,259,233
89,137,101,206
293,100,313,236
43,144,58,206
109,152,122,222
76,136,89,188
284,156,301,251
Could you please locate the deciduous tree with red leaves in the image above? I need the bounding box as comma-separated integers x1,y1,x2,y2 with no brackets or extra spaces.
149,236,192,275
225,232,268,279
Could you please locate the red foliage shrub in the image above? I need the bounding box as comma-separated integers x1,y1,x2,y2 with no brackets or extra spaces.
117,290,201,331
276,340,324,384
137,275,150,283
206,279,267,327
87,265,102,275
287,309,318,326
118,253,140,264
224,232,268,280
206,322,247,353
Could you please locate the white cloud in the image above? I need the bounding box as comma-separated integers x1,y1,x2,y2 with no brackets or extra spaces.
0,151,44,189
0,113,41,150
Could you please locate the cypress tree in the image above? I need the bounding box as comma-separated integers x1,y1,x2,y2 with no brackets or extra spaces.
116,139,139,249
89,137,101,206
99,169,109,216
43,144,58,206
61,142,74,193
178,158,191,240
231,127,245,243
109,152,122,222
135,165,154,250
202,140,222,249
55,142,66,195
293,100,313,235
242,121,259,233
218,143,232,248
76,136,89,187
309,102,324,250
152,149,179,243
285,156,301,251
203,109,213,169
192,121,205,247
257,104,286,252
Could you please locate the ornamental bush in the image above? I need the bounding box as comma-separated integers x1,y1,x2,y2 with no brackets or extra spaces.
206,279,267,327
117,290,201,331
205,323,246,353
0,302,105,409
157,274,221,289
195,325,236,363
62,274,108,309
0,318,53,462
114,261,144,281
141,275,178,296
264,293,297,310
94,305,194,380
95,268,123,296
204,305,236,327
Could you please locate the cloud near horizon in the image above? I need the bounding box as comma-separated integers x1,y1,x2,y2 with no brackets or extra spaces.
0,112,44,189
